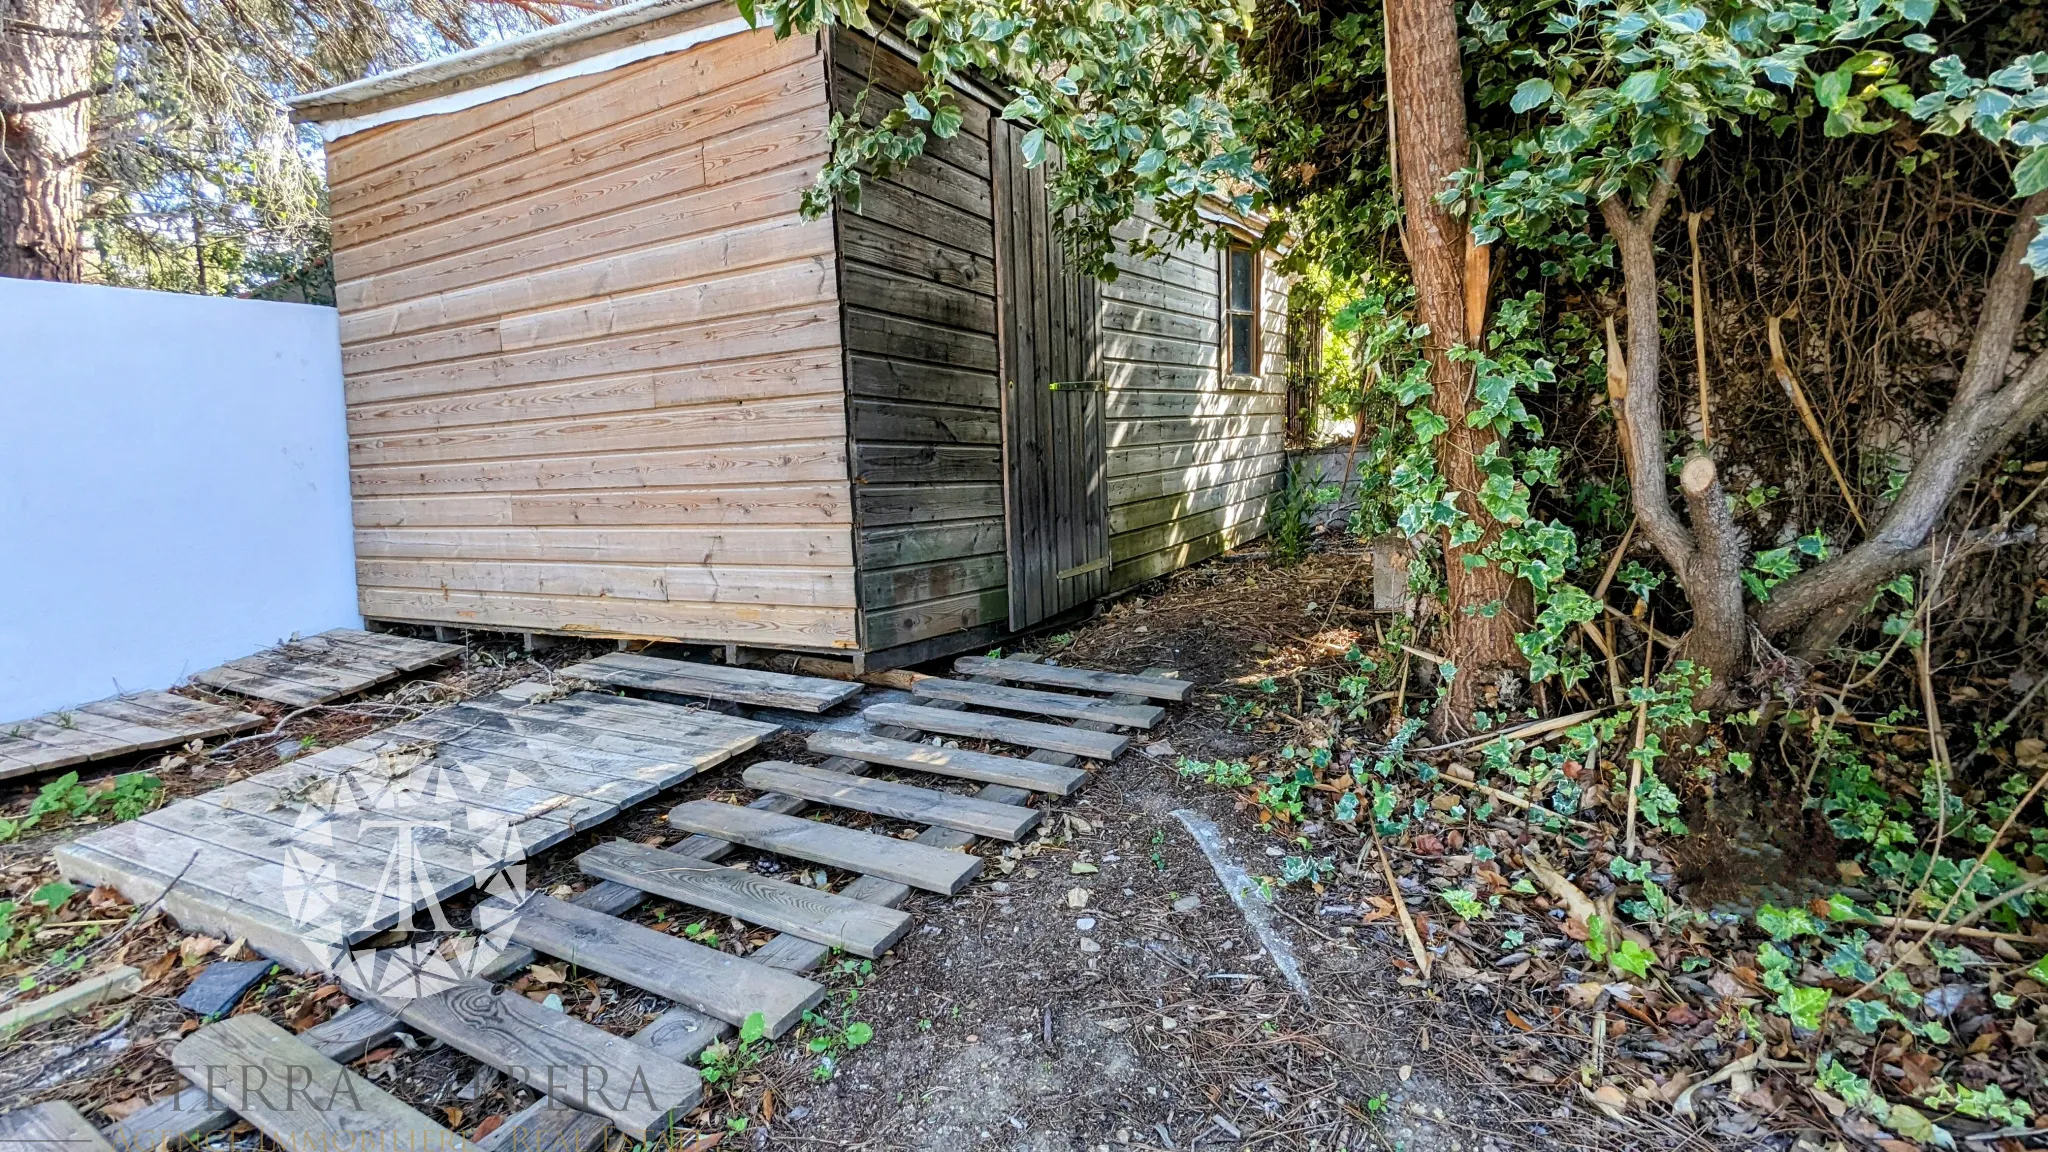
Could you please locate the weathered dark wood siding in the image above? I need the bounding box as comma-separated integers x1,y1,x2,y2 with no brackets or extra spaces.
1102,209,1289,589
829,30,1009,651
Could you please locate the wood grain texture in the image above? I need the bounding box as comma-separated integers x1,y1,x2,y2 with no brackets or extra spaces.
742,760,1040,841
666,799,981,894
953,655,1194,702
804,730,1088,796
0,1100,115,1150
560,652,861,712
860,702,1130,760
0,691,261,779
190,628,461,707
390,979,701,1139
327,33,857,650
172,1015,479,1151
503,894,825,1037
906,676,1162,728
577,839,911,959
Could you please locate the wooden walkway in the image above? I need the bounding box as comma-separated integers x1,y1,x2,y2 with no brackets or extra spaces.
54,686,777,972
559,651,863,713
43,655,1184,1152
192,627,463,707
0,690,262,781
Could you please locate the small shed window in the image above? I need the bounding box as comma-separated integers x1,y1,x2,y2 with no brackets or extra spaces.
1223,242,1259,379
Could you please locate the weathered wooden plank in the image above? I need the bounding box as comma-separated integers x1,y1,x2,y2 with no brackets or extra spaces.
578,840,911,959
560,652,860,712
100,881,649,1152
859,703,1129,761
503,893,825,1037
906,676,1163,728
0,1101,115,1150
665,800,981,895
743,760,1039,841
951,656,1194,702
0,692,262,780
77,690,263,738
172,1015,479,1151
381,979,700,1141
0,965,141,1040
804,731,1088,796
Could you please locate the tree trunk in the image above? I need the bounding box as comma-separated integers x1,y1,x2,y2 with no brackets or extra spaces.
1384,0,1527,729
0,0,98,280
1599,163,1752,706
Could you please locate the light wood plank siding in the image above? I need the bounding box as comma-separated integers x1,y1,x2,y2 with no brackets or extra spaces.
829,30,1009,651
326,24,860,648
1102,209,1288,589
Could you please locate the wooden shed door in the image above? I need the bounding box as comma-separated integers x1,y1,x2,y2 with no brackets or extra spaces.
991,122,1109,631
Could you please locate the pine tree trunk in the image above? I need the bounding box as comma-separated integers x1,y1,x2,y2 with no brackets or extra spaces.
1384,0,1526,728
0,0,98,280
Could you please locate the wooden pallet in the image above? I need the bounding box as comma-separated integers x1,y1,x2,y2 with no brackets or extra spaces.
0,690,262,781
91,656,1181,1152
54,688,775,971
559,651,862,713
191,627,463,707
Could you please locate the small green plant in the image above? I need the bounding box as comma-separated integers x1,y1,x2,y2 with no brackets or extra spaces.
681,920,720,947
1266,462,1338,562
802,1009,875,1081
0,771,162,843
1439,887,1488,921
1175,756,1255,788
699,1011,770,1087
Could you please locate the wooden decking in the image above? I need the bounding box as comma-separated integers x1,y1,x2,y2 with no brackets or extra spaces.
0,691,263,781
192,627,463,707
54,685,777,971
560,651,863,712
40,655,1185,1152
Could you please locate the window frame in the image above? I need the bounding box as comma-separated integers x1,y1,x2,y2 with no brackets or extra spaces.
1219,237,1262,390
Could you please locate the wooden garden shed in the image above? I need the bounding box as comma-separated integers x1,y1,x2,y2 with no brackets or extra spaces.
291,0,1288,669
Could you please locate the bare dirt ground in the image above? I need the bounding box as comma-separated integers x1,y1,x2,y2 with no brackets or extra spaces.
0,551,1744,1151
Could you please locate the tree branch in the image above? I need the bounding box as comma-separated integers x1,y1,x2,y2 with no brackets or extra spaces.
1760,199,2048,642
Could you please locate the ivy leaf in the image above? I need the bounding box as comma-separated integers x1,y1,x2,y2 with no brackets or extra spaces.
1612,938,1656,978
1616,70,1666,104
901,91,931,122
29,881,75,910
1843,997,1896,1034
2026,220,2048,279
931,104,964,140
2013,147,2048,197
1896,0,1935,23
843,1021,874,1046
1816,69,1854,110
1019,127,1048,167
1777,985,1831,1030
1510,78,1554,113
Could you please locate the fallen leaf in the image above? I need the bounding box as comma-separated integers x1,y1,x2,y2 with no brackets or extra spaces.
442,1107,463,1128
1505,1009,1533,1032
100,1097,148,1121
179,936,223,963
473,1117,505,1141
527,964,566,986
1589,1083,1629,1116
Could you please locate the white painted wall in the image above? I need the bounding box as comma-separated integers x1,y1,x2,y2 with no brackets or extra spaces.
0,279,359,720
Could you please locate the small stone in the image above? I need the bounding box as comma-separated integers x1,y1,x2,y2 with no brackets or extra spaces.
1067,887,1091,909
541,993,564,1013
1079,938,1101,954
177,959,275,1020
1160,1017,1176,1030
1399,1065,1412,1081
1172,895,1202,913
1076,917,1096,931
991,882,1011,893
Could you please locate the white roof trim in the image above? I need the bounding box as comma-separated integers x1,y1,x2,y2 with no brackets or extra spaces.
291,0,735,117
311,14,754,141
